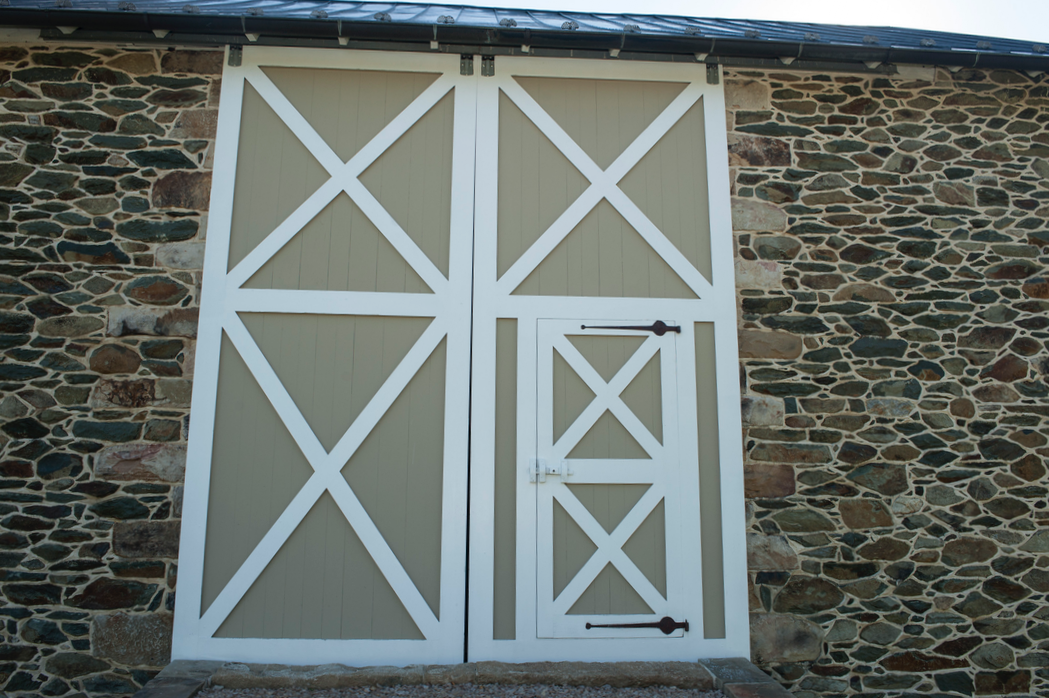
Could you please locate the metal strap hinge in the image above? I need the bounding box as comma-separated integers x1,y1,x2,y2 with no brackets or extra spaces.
228,45,243,67
481,55,495,77
460,54,473,75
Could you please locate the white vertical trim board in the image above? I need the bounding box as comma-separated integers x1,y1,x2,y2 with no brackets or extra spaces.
174,46,475,666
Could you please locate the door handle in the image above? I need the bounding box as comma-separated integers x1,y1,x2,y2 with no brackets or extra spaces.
585,616,689,635
580,320,680,336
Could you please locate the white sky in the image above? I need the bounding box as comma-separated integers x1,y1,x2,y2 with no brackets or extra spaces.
463,0,1049,44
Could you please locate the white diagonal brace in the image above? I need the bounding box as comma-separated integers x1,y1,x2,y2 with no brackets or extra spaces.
550,335,661,459
202,314,448,638
223,311,329,466
226,70,456,291
495,77,708,298
551,486,666,615
327,477,440,638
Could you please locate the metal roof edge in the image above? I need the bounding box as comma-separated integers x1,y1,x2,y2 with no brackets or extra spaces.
1,5,1048,74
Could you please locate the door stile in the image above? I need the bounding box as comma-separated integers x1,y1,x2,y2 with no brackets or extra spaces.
466,56,499,650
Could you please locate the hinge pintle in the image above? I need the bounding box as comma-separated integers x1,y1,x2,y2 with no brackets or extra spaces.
460,54,473,75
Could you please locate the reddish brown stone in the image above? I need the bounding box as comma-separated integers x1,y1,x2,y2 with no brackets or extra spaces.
973,384,1020,403
772,577,844,614
1022,278,1049,298
750,443,831,464
935,636,983,657
1010,429,1047,448
105,53,157,75
749,614,822,664
728,135,790,167
161,50,223,74
152,171,212,210
124,276,189,306
1009,337,1042,356
65,578,157,610
882,444,921,461
800,273,846,289
744,463,795,498
92,613,172,667
89,344,142,375
113,521,180,558
747,534,798,570
857,538,909,561
840,499,893,529
942,537,998,566
170,109,218,139
738,330,802,359
950,398,976,418
1012,453,1047,481
959,327,1016,350
881,651,967,672
980,354,1028,382
974,671,1030,695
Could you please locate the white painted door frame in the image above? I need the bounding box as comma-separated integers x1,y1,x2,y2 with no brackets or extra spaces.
533,319,693,640
467,56,749,661
177,46,747,666
174,46,476,666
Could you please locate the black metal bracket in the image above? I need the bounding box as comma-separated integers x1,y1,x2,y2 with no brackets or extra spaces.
586,616,689,635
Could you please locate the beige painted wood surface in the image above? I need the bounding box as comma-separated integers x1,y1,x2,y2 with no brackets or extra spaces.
244,193,430,293
202,334,314,616
619,98,712,285
493,320,517,640
228,83,328,273
203,62,457,643
695,323,725,638
263,67,438,163
217,492,423,639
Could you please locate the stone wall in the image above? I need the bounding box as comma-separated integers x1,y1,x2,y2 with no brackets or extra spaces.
0,39,1047,698
727,66,1049,696
0,44,218,696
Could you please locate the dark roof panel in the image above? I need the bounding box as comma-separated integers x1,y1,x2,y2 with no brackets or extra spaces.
3,0,1048,69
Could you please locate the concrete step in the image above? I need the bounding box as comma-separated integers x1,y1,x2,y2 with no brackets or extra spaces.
133,658,789,698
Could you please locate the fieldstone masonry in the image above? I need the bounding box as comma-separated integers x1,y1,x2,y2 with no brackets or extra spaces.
0,41,1046,698
0,44,219,696
728,68,1049,696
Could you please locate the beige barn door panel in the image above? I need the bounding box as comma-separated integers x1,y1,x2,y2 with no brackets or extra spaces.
175,47,475,666
469,56,747,662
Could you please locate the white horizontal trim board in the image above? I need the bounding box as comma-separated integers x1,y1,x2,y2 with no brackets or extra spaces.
176,46,747,667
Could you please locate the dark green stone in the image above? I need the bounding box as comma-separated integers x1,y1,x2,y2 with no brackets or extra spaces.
116,218,197,242
70,421,142,442
127,149,196,169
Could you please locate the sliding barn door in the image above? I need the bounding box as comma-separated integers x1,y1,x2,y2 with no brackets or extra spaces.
468,57,748,661
174,47,475,665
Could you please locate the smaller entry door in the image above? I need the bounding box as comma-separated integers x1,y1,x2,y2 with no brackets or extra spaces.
534,319,696,640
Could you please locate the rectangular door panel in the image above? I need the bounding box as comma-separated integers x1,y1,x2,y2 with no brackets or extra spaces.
175,47,476,666
468,56,748,662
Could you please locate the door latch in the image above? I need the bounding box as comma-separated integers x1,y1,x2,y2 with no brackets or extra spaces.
529,459,571,483
580,320,680,336
586,616,689,635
